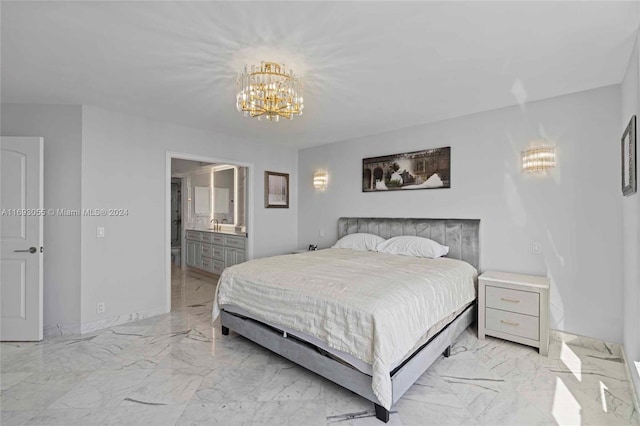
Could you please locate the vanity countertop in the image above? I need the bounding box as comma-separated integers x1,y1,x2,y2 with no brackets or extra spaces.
187,228,247,237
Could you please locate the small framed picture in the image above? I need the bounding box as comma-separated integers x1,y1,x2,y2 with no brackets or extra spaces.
622,115,636,196
264,171,289,208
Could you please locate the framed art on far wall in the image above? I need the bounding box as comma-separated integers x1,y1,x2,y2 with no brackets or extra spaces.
264,171,289,208
622,115,636,196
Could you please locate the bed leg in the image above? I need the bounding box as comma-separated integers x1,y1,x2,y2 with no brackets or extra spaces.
221,325,229,336
443,345,451,358
374,404,389,423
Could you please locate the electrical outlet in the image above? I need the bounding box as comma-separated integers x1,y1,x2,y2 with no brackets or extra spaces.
532,242,542,254
319,229,325,238
97,227,105,238
96,302,106,314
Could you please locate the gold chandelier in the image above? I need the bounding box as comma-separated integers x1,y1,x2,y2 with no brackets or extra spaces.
236,61,304,122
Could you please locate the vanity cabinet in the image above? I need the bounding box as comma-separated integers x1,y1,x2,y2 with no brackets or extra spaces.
185,230,246,275
185,240,200,269
224,247,246,268
223,234,246,268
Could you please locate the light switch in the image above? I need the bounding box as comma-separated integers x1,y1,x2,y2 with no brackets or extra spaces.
97,227,105,238
532,242,541,254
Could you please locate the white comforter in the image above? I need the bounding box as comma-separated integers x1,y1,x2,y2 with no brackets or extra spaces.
212,248,476,410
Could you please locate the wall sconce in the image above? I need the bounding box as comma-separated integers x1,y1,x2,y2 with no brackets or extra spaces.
522,145,555,173
313,171,328,191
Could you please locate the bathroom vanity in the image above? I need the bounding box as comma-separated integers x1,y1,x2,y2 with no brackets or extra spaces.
185,229,247,275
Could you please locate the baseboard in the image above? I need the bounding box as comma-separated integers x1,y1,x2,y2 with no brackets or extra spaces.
551,329,639,416
44,306,168,337
549,329,622,356
44,323,81,337
621,347,640,415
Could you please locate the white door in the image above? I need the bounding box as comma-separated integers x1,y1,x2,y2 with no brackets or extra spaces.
1,137,44,341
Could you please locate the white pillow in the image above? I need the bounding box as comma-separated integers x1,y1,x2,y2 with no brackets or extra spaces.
376,236,449,259
332,233,385,252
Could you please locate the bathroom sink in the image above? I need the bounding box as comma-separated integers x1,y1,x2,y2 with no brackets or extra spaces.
193,228,244,236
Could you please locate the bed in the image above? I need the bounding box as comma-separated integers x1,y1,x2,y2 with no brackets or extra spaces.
212,217,480,422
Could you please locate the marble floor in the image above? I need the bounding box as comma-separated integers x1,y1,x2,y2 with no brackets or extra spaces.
1,265,639,426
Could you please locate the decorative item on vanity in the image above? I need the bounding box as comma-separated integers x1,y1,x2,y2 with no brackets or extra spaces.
236,61,303,122
313,171,328,191
521,143,556,173
264,171,289,208
362,147,450,192
478,271,550,356
622,115,636,196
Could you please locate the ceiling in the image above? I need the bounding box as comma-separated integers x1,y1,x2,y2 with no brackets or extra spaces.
2,1,638,148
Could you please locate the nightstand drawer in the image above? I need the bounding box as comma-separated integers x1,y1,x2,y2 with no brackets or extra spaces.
486,286,539,316
486,308,539,340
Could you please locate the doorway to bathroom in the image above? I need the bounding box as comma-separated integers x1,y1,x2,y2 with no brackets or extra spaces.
165,153,252,313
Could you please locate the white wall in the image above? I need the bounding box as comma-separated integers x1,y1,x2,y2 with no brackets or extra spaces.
620,30,640,407
298,86,623,344
1,104,83,331
80,106,298,325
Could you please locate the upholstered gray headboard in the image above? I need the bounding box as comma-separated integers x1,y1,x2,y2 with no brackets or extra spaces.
337,217,480,270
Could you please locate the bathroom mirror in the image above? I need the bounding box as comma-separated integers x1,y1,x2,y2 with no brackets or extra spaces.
213,168,235,223
186,165,247,229
194,186,210,216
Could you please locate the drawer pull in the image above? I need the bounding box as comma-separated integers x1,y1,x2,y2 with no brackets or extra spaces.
500,319,520,326
500,297,520,303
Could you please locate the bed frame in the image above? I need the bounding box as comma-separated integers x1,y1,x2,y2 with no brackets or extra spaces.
220,217,480,422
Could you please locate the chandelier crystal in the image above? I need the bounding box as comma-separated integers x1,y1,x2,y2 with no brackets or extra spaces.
236,61,304,122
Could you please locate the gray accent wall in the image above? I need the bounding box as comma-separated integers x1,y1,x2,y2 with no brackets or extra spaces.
298,85,623,345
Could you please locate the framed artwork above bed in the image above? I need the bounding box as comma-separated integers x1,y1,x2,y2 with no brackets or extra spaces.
362,146,451,192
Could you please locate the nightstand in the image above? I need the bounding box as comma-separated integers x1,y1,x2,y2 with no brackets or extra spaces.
478,271,550,356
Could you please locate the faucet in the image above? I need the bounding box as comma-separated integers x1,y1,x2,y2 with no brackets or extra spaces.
211,218,219,231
